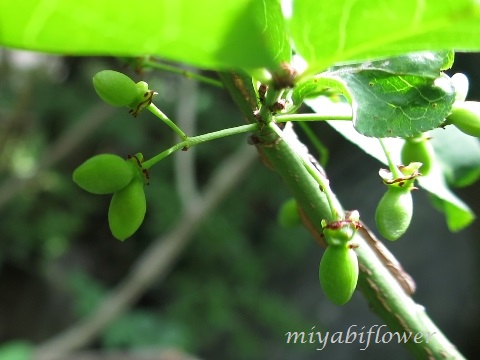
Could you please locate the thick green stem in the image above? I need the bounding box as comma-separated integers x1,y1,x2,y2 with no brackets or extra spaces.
268,121,342,220
219,71,466,360
258,86,284,124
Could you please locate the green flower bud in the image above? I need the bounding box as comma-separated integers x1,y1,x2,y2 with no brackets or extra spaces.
447,101,480,137
108,177,146,241
375,185,413,241
319,245,358,305
277,198,301,228
73,154,134,194
401,134,434,175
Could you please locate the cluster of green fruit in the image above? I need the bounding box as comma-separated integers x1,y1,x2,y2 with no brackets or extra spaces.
73,68,480,302
387,72,480,241
73,154,148,240
71,70,159,240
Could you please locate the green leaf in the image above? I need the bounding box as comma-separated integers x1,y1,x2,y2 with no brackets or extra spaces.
291,51,453,113
291,78,333,112
0,0,289,71
305,96,476,231
307,52,456,138
419,167,475,232
289,0,480,74
431,125,480,187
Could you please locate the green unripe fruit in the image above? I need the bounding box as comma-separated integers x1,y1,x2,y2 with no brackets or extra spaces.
401,135,434,175
319,245,358,305
277,198,301,227
93,70,139,107
375,186,413,241
73,154,134,194
108,177,146,241
322,210,360,246
447,101,480,137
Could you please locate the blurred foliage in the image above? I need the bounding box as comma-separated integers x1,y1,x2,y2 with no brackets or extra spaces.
0,341,32,360
0,50,315,358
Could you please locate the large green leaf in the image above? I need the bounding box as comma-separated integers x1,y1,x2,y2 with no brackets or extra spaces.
0,0,290,71
289,0,480,74
295,52,456,138
431,126,480,187
305,97,476,232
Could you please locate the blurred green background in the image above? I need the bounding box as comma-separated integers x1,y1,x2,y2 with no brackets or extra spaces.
0,50,479,360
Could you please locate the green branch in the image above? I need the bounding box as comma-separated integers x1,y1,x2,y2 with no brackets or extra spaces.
268,121,342,220
142,123,258,169
219,71,466,360
147,103,188,141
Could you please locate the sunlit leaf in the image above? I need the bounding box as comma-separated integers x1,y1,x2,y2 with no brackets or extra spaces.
290,0,480,74
0,0,289,71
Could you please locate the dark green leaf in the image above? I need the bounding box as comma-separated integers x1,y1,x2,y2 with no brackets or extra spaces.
307,53,456,137
289,0,480,74
292,51,453,111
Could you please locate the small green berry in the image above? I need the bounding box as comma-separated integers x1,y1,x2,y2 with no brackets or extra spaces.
447,101,480,137
375,185,413,241
277,198,301,227
73,154,134,194
401,135,434,175
93,70,139,107
108,177,146,241
93,70,155,116
319,245,358,305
